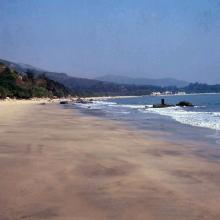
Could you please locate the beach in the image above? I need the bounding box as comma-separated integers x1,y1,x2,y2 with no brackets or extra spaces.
1,101,220,220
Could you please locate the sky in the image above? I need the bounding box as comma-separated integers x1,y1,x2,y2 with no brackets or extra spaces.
0,0,220,84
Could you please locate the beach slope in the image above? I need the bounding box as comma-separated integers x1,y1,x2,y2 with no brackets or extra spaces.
0,102,220,220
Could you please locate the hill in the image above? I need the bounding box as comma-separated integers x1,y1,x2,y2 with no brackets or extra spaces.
95,75,189,88
0,62,72,99
45,72,170,97
0,59,168,97
1,58,220,97
181,83,220,94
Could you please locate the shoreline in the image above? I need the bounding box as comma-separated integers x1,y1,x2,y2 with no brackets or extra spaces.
74,102,220,147
1,102,220,219
0,91,219,104
148,92,220,97
89,92,220,99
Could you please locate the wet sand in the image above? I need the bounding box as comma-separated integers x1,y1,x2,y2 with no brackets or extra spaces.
1,102,220,220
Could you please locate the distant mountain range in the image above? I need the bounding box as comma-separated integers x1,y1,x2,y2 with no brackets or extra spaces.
95,75,189,88
0,59,189,88
0,58,166,96
1,58,220,97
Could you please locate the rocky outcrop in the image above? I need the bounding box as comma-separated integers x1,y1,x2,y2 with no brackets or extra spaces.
76,98,93,104
153,103,174,108
152,99,194,108
176,101,194,107
60,101,69,104
153,99,174,108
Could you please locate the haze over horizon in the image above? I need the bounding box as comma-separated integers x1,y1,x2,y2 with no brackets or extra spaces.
0,0,220,84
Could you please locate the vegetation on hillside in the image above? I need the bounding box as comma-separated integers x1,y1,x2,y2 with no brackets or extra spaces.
46,72,179,97
181,83,220,94
45,69,220,96
1,59,220,98
0,63,72,99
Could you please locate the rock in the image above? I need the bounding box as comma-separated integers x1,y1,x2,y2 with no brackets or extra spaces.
153,98,174,108
76,98,85,103
176,101,194,107
60,101,69,104
76,98,93,104
153,104,174,108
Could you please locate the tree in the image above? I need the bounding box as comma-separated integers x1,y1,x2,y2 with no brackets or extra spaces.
0,86,7,99
26,70,34,82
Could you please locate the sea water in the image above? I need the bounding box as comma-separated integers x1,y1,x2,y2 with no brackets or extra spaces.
73,94,220,146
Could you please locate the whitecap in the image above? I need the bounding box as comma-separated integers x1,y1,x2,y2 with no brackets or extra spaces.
143,107,220,130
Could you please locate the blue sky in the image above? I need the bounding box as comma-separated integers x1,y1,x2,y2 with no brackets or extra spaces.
0,0,220,83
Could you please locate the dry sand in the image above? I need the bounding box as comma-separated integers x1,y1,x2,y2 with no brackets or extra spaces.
0,102,220,220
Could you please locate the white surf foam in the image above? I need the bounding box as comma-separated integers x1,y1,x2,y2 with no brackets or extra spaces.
117,104,147,109
75,100,220,131
74,101,117,109
143,107,220,130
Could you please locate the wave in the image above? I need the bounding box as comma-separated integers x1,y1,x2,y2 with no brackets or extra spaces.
142,107,220,131
74,101,117,109
75,100,220,131
117,104,148,109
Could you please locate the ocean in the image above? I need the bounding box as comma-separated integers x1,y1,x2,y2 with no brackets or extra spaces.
73,94,220,147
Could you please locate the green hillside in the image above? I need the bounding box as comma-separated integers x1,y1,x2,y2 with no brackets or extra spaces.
1,59,220,98
0,63,72,99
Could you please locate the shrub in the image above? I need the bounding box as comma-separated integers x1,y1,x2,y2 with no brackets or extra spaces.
0,86,7,99
32,86,49,98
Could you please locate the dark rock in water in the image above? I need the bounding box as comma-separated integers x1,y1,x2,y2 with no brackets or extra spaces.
176,101,194,107
76,98,93,104
153,98,174,108
153,103,174,108
39,103,46,105
76,98,86,103
60,101,69,104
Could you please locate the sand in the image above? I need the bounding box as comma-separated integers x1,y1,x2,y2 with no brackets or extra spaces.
0,101,220,220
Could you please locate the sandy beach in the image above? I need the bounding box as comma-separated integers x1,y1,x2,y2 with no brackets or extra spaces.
1,101,220,220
